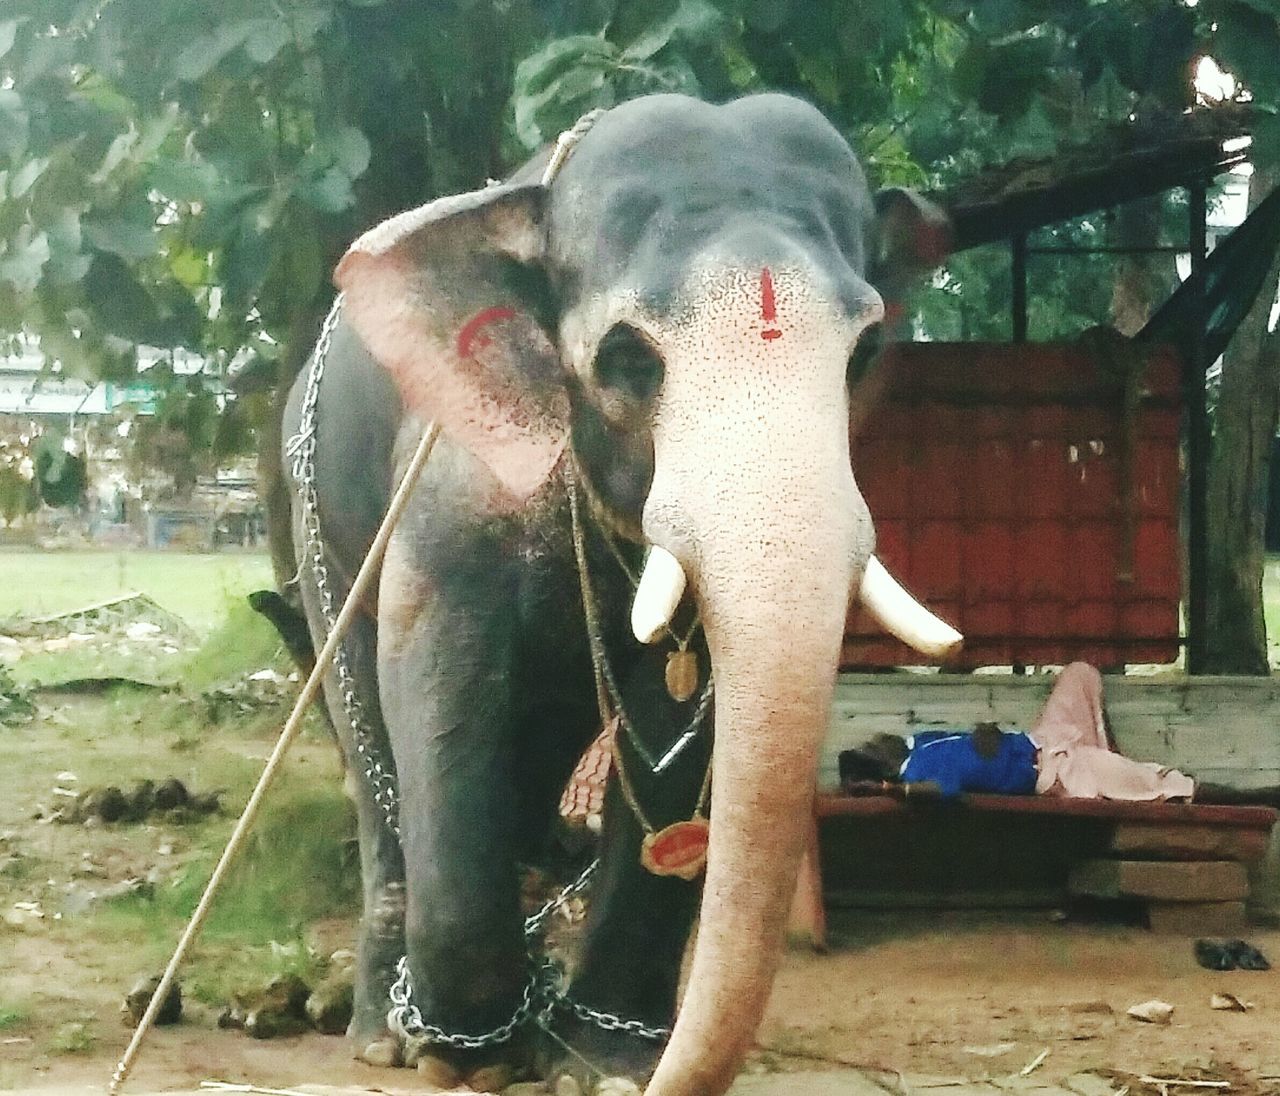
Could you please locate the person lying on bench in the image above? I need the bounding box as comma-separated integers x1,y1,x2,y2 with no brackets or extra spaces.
839,662,1280,807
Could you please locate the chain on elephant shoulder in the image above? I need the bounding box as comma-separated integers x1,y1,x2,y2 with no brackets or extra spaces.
288,294,402,840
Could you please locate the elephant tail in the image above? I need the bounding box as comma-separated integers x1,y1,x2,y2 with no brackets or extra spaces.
247,589,316,676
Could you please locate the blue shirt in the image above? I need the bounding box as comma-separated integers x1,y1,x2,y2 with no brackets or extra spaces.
900,728,1038,799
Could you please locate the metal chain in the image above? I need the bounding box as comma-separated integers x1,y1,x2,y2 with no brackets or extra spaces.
288,295,402,839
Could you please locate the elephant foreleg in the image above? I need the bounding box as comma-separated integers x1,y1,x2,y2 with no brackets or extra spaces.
378,576,534,1080
297,562,407,1057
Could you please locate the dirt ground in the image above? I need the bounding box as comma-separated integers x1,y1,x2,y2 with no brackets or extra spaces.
9,906,1280,1095
4,601,1279,1095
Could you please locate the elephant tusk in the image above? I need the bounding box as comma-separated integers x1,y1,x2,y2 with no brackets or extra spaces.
631,546,687,644
859,555,963,661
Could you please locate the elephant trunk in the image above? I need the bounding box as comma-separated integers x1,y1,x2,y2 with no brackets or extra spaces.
642,468,865,1096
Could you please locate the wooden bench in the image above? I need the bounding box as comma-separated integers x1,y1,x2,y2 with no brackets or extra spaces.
789,792,1279,948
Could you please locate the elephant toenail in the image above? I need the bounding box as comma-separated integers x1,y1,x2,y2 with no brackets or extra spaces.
595,1079,642,1096
554,1074,584,1096
414,1050,462,1087
467,1062,517,1092
360,1037,402,1068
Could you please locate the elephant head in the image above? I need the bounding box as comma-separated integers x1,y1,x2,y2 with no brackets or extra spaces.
336,93,957,1096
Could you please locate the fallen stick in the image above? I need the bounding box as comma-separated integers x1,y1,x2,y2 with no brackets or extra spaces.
1138,1080,1230,1090
108,420,441,1094
1019,1048,1049,1076
201,1082,314,1096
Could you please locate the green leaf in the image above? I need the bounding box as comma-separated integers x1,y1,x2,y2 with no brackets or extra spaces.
1232,0,1280,17
623,0,726,61
137,105,181,162
301,166,355,213
514,35,617,100
797,51,841,106
43,207,88,286
743,0,791,34
168,246,210,288
83,217,160,260
244,18,293,64
1005,95,1058,158
1253,112,1280,169
1214,4,1280,105
150,158,225,204
0,90,29,161
10,157,47,199
173,22,256,82
90,127,138,183
0,227,50,294
325,124,371,181
513,36,618,147
83,254,162,343
0,19,23,61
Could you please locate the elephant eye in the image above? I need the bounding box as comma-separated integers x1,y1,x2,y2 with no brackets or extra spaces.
593,324,664,404
847,322,884,389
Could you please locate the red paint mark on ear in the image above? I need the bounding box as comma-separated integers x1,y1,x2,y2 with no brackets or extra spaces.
759,267,782,341
457,306,517,360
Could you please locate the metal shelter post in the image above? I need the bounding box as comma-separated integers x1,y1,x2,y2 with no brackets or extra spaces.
1011,232,1028,343
1185,180,1209,673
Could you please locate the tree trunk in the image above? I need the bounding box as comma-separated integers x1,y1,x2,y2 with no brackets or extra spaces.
1204,163,1280,675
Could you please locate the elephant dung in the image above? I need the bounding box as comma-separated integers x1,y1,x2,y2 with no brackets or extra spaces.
304,970,354,1035
79,786,128,823
220,973,312,1039
153,777,189,810
121,973,182,1027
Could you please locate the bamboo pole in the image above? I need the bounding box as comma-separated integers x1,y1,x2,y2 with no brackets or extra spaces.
109,422,442,1094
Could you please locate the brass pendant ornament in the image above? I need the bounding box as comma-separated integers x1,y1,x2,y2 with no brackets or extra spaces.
641,818,710,880
665,648,699,703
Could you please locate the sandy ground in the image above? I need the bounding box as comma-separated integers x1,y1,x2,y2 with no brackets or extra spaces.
8,907,1280,1095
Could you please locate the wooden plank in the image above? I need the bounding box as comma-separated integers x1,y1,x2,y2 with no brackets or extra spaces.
1068,859,1249,902
1146,900,1247,934
1111,822,1271,862
814,792,1278,829
826,887,1065,909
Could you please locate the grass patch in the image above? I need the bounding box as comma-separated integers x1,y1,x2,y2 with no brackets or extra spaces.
0,549,273,634
47,1019,95,1054
180,598,287,693
0,1006,28,1030
94,783,358,1005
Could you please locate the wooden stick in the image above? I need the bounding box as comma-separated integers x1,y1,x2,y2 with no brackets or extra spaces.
108,422,441,1094
200,1082,314,1096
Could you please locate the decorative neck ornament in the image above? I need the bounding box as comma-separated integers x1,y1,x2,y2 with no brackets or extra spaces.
565,455,714,878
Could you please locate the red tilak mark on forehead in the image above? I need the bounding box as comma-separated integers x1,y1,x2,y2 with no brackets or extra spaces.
457,306,516,360
759,268,782,341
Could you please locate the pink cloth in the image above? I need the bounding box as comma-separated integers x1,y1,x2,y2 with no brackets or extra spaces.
1031,662,1195,801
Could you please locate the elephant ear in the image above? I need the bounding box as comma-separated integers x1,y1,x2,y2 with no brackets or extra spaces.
870,187,952,308
335,182,566,503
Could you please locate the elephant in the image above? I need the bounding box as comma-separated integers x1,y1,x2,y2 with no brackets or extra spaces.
281,91,958,1096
